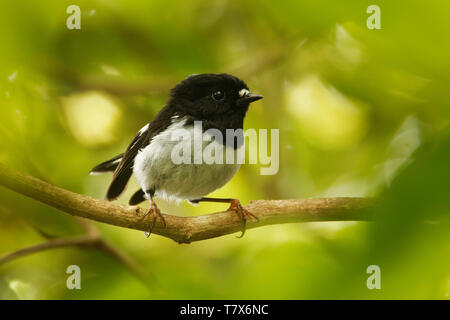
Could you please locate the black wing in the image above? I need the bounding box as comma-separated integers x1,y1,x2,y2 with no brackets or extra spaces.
90,153,124,174
105,105,177,201
106,124,152,200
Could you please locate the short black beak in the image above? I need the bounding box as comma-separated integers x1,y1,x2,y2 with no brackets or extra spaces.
238,93,263,105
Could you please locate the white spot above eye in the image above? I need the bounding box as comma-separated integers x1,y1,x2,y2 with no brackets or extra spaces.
239,88,250,97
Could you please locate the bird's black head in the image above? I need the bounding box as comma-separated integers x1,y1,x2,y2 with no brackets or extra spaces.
168,73,263,123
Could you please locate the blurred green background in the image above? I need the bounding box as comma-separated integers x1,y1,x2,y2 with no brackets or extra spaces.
0,0,449,299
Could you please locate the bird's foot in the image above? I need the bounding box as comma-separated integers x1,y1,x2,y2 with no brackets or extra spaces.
227,199,259,238
139,201,166,237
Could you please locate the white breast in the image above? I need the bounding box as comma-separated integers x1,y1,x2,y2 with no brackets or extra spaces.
133,118,241,202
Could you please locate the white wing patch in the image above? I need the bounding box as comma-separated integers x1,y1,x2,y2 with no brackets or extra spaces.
138,123,149,135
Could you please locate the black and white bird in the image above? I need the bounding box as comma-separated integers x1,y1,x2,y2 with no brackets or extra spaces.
90,73,263,237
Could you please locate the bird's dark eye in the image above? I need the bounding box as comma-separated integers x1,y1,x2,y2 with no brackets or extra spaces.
212,90,225,101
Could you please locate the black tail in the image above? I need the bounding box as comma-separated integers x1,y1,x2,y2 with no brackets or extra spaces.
90,154,124,174
129,189,146,205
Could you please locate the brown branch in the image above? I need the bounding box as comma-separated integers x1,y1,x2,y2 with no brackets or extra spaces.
0,231,147,281
0,163,375,244
0,213,147,278
71,217,148,280
0,173,147,280
0,235,97,265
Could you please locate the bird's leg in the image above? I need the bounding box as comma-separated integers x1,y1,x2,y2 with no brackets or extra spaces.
190,197,258,238
139,191,166,237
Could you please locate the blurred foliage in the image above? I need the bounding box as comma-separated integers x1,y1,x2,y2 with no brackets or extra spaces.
0,0,449,299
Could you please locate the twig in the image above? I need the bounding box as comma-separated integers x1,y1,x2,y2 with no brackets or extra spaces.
0,235,97,265
0,223,147,280
72,218,148,280
0,171,146,279
0,163,375,244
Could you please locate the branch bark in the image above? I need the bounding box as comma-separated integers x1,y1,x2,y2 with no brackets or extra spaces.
0,163,375,243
